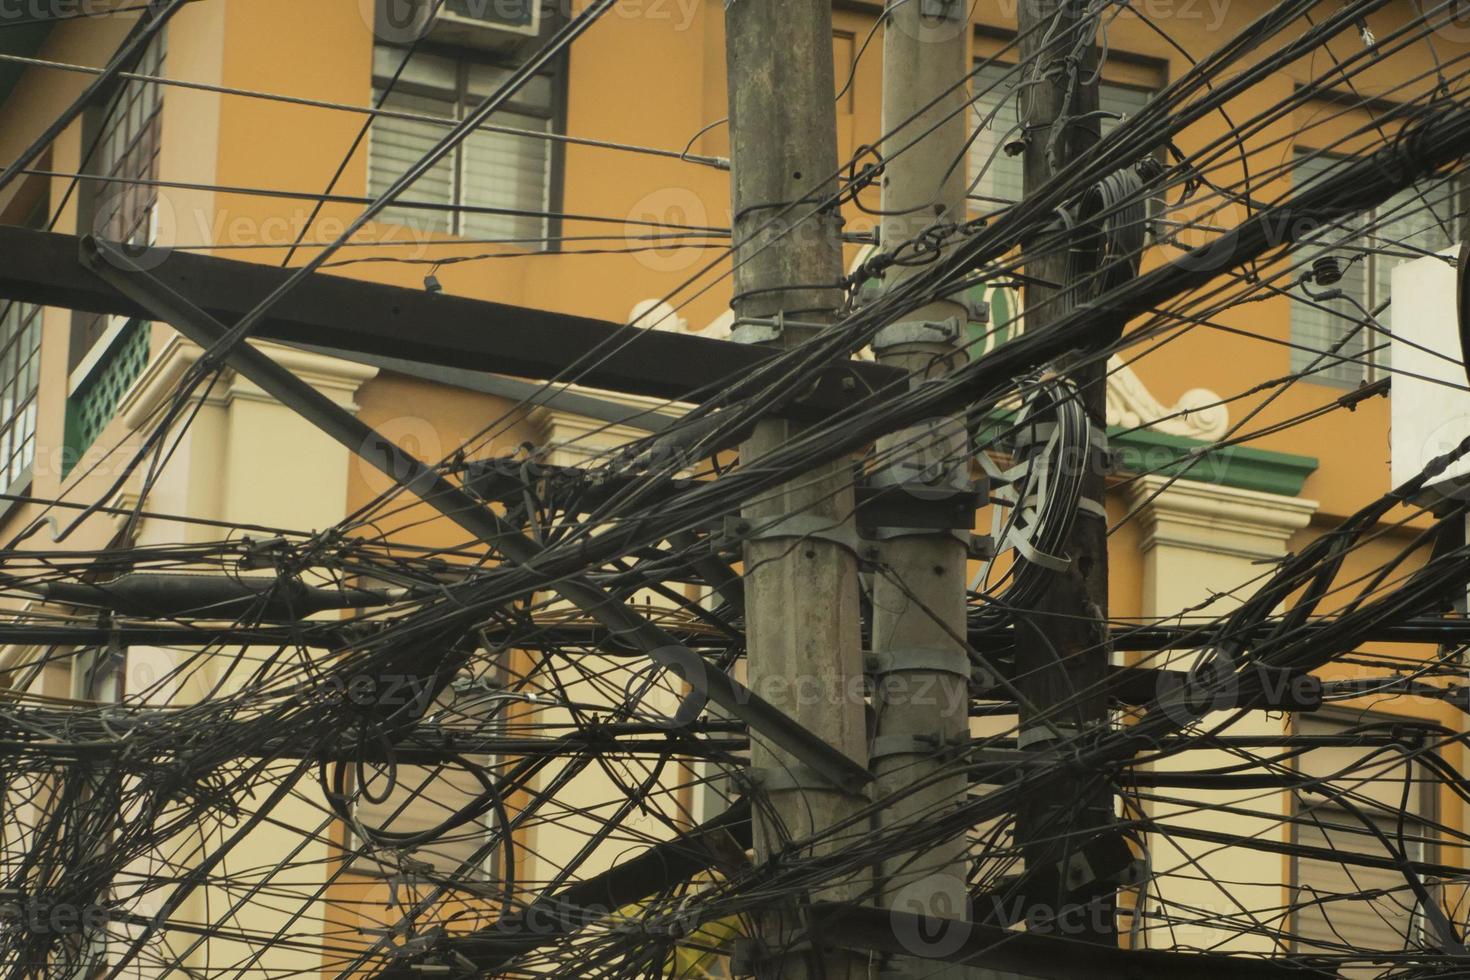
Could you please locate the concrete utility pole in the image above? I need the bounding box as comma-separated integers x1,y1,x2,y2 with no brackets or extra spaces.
868,0,973,976
724,2,868,978
1013,0,1117,943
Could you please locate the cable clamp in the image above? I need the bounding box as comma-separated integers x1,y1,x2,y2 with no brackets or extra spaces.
744,765,872,799
1016,722,1081,752
864,646,971,679
731,311,833,345
970,661,1001,690
1061,848,1099,892
730,311,786,345
865,527,977,552
919,0,965,20
723,514,869,561
869,732,964,761
872,316,963,352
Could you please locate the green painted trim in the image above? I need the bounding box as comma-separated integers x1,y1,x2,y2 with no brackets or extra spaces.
977,410,1318,497
1111,427,1318,497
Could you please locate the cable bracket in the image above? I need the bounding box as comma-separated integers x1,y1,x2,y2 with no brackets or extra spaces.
864,646,971,679
744,765,872,799
869,732,966,761
872,316,963,351
723,514,871,561
919,0,965,21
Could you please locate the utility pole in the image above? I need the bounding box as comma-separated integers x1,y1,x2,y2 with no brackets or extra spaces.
868,0,973,976
1012,0,1117,943
724,2,868,978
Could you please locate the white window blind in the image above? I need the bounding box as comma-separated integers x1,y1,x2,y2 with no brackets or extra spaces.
352,677,504,879
1291,715,1437,978
0,299,40,494
369,44,557,242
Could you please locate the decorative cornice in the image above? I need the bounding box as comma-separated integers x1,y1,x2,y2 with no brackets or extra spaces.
528,406,659,469
674,307,1232,440
631,302,1320,498
975,409,1319,498
1124,473,1318,560
1111,426,1319,498
120,336,378,429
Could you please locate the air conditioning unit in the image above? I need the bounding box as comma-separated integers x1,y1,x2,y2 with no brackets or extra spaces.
375,1,541,53
433,0,541,52
1389,248,1470,504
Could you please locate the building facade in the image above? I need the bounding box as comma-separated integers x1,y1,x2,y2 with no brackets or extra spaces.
0,0,1463,975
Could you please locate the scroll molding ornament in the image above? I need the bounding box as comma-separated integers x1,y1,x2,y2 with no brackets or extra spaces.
1105,354,1229,441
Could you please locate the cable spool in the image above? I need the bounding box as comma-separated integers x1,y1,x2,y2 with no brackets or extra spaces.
971,377,1089,628
1068,167,1148,303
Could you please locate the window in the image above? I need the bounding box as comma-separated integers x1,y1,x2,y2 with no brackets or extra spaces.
968,61,1154,214
63,35,164,473
0,289,41,497
95,35,166,248
833,30,856,114
369,43,560,243
350,670,506,879
963,62,1157,350
74,33,165,364
1290,152,1457,387
1291,714,1438,978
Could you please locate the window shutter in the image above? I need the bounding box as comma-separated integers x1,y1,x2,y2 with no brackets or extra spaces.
355,759,496,877
351,680,501,879
460,110,552,242
369,87,459,236
1294,814,1424,979
1292,715,1435,976
1290,154,1372,386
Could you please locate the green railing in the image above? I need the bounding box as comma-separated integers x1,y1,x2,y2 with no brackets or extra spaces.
63,319,150,476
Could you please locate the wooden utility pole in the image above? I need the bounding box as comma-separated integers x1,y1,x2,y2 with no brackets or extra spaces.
1013,0,1117,943
725,2,868,978
868,0,973,976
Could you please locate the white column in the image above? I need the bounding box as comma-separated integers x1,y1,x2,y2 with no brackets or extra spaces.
115,337,377,978
1124,474,1316,953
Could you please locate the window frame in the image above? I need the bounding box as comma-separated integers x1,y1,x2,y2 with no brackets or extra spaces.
0,187,48,502
1288,710,1441,964
1288,148,1460,388
343,666,509,883
967,58,1164,219
71,32,166,374
368,38,568,249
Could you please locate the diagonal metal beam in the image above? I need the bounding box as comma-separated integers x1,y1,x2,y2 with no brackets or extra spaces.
78,235,872,796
